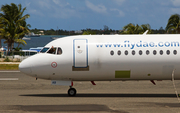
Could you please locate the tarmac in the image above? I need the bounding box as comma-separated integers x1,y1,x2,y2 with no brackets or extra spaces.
0,71,180,113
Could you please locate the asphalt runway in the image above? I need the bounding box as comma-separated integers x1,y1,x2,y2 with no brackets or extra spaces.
0,71,180,113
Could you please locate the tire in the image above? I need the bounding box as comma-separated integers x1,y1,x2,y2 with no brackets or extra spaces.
68,88,76,96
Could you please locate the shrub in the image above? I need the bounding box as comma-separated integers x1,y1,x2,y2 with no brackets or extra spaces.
3,57,11,62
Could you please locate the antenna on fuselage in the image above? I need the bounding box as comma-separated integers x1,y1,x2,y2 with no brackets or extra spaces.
143,30,149,35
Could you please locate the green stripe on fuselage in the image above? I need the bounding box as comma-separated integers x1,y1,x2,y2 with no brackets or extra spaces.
115,71,131,78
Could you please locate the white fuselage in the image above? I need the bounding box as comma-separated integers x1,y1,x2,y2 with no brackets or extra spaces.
19,35,180,81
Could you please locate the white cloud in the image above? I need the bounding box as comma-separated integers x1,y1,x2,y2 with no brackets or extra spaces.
38,0,51,9
28,9,44,16
52,0,62,6
171,0,180,6
25,0,81,19
170,8,180,14
110,8,124,17
168,0,180,14
52,6,79,19
85,0,107,14
24,2,31,8
112,0,125,6
52,0,70,7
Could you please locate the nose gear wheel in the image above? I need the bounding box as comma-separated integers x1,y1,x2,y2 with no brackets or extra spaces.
68,88,76,96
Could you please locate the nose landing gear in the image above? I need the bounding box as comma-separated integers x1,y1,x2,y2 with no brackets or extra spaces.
68,86,77,96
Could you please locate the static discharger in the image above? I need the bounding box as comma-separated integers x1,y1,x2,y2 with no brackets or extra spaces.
91,81,96,85
150,80,156,85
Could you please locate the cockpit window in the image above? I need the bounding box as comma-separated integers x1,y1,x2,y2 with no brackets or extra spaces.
40,47,49,53
57,48,63,55
47,47,57,54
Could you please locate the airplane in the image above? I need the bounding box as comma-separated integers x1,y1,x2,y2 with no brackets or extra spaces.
19,31,180,96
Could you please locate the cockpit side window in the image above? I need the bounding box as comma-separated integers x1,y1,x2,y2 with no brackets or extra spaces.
47,47,57,54
40,47,49,53
57,47,62,55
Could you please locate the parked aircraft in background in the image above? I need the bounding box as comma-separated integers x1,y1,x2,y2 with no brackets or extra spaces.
19,32,180,96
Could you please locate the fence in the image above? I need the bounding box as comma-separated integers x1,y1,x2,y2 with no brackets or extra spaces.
0,50,38,62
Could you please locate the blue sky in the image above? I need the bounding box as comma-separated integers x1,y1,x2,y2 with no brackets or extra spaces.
0,0,180,30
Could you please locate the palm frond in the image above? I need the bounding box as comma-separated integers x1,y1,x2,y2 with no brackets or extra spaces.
0,3,31,51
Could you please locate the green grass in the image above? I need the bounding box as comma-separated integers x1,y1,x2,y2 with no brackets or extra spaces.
0,64,19,70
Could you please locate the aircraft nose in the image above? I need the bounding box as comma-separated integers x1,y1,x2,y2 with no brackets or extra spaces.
19,59,32,74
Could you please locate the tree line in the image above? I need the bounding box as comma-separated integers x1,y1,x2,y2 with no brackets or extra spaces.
30,25,167,35
0,3,180,52
30,25,120,35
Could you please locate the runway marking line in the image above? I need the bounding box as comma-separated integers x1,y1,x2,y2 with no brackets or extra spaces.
0,78,19,80
0,71,20,72
0,71,20,80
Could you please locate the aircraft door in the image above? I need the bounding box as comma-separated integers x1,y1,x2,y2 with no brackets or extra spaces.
73,39,89,71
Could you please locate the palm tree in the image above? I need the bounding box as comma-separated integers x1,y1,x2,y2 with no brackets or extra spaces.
15,20,31,49
121,23,151,34
0,21,3,48
166,14,180,34
0,3,30,51
122,23,137,34
140,24,152,34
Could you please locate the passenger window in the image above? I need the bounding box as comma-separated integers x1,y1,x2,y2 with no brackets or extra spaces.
160,50,163,55
146,50,150,55
125,50,128,55
132,50,135,55
139,50,142,55
57,47,63,55
166,50,170,55
47,46,57,54
110,50,114,55
153,50,157,55
40,47,49,53
173,50,177,55
117,50,121,55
